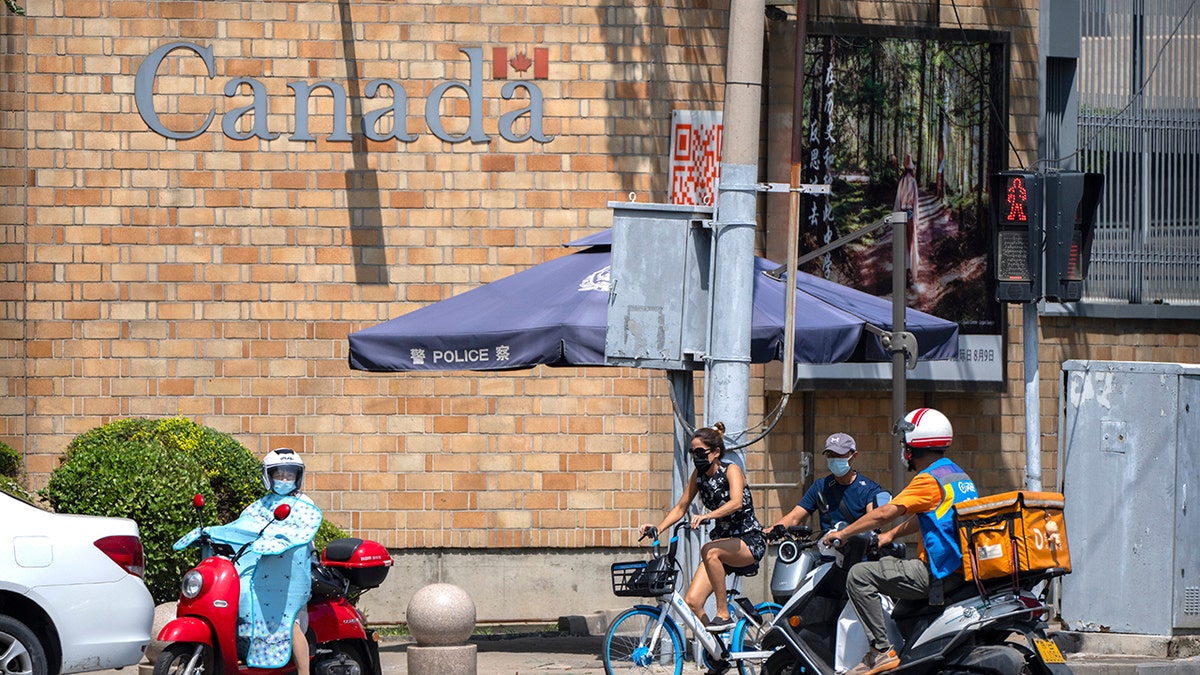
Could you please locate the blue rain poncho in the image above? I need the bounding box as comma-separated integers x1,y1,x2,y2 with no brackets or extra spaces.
175,492,323,668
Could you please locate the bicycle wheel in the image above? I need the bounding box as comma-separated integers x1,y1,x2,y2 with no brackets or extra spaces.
732,602,782,675
603,606,684,675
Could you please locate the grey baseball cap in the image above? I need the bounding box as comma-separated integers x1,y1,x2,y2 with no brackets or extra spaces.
824,432,856,455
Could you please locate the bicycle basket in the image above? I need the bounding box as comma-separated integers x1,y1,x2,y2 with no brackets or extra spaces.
611,555,677,597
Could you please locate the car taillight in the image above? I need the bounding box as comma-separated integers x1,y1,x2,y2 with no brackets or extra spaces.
94,535,146,578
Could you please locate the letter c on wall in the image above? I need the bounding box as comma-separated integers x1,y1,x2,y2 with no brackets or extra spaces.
135,41,216,140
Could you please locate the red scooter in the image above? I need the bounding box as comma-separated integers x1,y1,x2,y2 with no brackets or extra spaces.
154,495,393,675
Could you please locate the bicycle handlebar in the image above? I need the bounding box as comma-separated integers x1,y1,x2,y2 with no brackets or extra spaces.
640,520,699,558
767,524,813,542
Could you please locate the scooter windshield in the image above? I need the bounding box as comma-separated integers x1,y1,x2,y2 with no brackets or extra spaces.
233,494,322,669
173,493,322,669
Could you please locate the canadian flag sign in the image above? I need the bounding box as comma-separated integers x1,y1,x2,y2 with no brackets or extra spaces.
492,48,549,80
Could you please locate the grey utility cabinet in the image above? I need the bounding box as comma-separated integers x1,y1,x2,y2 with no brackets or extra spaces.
1059,360,1200,634
605,202,714,370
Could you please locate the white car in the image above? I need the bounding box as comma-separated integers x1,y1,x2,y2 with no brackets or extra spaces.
1,491,155,675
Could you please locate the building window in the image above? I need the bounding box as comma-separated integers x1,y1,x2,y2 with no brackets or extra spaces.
1078,0,1200,307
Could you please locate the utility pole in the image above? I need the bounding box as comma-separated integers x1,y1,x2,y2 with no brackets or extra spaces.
705,0,766,461
1030,0,1083,490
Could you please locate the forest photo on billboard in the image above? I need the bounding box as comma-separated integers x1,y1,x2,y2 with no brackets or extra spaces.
796,27,1008,338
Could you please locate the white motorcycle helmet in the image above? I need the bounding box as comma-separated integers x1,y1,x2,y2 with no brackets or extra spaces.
262,447,305,495
899,407,953,450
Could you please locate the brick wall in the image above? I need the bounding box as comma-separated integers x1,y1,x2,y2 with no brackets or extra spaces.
0,0,741,550
0,17,24,453
2,0,1193,558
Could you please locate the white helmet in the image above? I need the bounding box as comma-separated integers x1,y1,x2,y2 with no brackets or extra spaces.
262,448,305,495
899,408,953,450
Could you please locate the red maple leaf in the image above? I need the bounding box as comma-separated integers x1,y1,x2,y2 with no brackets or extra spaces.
510,52,532,73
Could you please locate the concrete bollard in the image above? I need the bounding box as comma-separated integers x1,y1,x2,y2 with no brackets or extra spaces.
405,583,477,675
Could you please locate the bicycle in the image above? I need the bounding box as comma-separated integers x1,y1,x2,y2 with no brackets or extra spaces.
603,521,781,675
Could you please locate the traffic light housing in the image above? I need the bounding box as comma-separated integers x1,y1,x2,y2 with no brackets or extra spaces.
992,171,1043,303
1044,171,1104,302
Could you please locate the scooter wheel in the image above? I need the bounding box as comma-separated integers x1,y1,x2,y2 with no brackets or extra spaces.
154,643,214,675
762,650,802,675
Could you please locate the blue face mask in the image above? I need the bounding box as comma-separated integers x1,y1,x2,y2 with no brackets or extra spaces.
827,458,852,478
273,480,296,495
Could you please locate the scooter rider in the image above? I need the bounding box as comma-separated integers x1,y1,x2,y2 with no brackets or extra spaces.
769,432,883,536
175,448,322,675
819,409,978,675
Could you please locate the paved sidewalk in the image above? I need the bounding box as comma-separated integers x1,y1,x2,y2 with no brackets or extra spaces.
1054,631,1200,675
380,633,606,674
121,628,1200,675
378,630,1200,675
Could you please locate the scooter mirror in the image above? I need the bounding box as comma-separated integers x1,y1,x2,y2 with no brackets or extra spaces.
273,503,291,521
193,494,205,509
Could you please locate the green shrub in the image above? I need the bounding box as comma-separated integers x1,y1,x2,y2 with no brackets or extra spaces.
0,441,33,503
0,440,18,477
42,417,353,603
315,517,350,552
42,417,265,602
40,440,213,603
59,417,262,522
0,476,33,503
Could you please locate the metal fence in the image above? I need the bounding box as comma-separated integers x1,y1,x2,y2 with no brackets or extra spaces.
1078,0,1200,305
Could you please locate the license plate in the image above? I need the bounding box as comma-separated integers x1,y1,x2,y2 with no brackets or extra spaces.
1034,638,1065,663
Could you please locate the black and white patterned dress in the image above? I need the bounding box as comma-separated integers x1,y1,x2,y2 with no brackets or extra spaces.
696,460,767,561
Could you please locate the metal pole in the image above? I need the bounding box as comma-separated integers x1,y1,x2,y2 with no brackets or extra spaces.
667,370,701,606
890,211,908,496
782,0,808,394
1024,293,1042,490
707,0,766,468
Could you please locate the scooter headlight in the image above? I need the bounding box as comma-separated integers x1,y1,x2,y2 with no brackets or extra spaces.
182,569,205,599
778,540,800,564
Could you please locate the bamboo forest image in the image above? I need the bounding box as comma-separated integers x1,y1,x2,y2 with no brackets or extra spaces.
797,34,1005,335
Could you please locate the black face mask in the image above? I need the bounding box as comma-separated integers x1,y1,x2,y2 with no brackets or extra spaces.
692,450,713,474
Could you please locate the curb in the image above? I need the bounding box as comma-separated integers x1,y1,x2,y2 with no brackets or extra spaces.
1052,631,1200,675
557,611,622,637
1054,631,1200,659
1065,655,1200,675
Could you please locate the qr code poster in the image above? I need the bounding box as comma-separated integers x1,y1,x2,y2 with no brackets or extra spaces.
669,110,723,206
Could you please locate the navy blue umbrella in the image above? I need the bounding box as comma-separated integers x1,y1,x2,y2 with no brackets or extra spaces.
348,236,958,372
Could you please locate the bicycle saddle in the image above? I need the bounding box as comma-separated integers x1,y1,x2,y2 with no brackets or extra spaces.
723,561,759,577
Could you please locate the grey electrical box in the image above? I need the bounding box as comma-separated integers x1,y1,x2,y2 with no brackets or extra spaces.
1059,360,1200,634
605,202,714,370
1043,0,1081,59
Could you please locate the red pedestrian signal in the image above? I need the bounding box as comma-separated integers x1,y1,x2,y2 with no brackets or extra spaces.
1004,176,1030,223
991,172,1042,303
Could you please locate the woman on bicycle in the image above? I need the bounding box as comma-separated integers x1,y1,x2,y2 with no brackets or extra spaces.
639,422,766,633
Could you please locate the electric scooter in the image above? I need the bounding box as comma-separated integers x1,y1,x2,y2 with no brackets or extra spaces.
766,524,909,672
760,530,1071,675
155,495,393,675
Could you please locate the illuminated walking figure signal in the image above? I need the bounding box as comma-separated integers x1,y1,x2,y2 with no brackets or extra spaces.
990,171,1042,303
1006,176,1029,223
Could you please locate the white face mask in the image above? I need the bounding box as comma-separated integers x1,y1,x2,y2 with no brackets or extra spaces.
827,457,852,477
